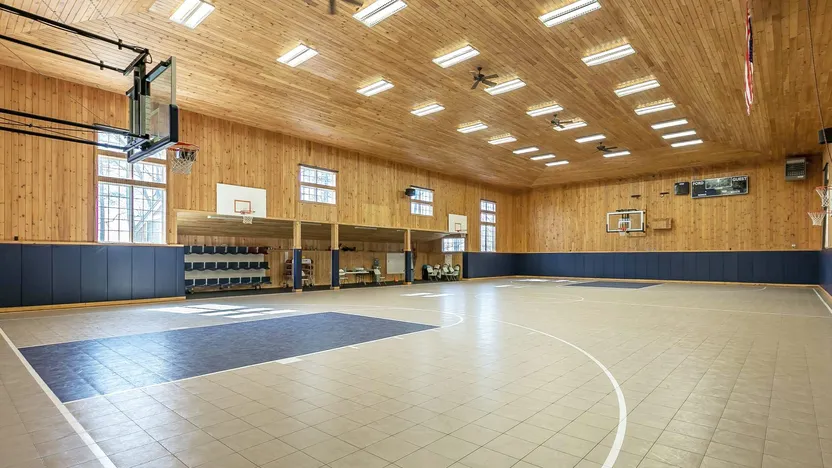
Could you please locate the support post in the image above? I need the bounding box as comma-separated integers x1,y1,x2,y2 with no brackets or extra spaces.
331,224,340,290
293,221,303,292
404,229,413,285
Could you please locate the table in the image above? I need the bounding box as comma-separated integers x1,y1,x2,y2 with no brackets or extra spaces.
343,270,374,285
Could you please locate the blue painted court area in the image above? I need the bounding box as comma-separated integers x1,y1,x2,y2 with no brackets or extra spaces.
20,312,436,402
567,281,660,289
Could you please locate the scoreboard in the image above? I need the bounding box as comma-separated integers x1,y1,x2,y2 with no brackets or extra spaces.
691,176,749,199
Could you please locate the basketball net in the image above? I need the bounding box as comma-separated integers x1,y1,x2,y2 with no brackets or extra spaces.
816,186,832,208
168,143,199,175
809,211,829,226
240,211,254,224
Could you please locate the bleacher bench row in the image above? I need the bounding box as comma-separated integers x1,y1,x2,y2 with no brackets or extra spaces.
186,262,270,271
186,246,270,255
185,276,272,287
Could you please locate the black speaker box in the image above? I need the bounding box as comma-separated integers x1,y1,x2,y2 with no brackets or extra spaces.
404,188,416,197
820,128,832,145
674,182,690,195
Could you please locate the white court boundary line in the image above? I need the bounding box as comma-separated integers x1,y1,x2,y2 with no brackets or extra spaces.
492,318,626,468
813,288,832,315
0,328,117,468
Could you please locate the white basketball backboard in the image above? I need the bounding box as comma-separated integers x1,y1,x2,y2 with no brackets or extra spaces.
449,214,468,233
217,183,266,218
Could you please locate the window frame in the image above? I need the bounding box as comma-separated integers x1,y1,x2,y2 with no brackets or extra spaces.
442,237,465,253
410,186,434,216
95,147,167,245
480,199,497,252
299,165,338,205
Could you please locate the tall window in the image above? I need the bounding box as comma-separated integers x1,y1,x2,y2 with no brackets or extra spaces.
410,187,434,216
299,165,336,205
96,147,167,244
480,200,496,252
442,237,465,253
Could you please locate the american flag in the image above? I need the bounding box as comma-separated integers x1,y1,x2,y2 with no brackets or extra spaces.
745,0,754,115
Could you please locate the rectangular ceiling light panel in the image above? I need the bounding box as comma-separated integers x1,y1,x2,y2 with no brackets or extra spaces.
575,134,605,143
171,0,215,29
615,79,660,97
277,44,318,67
458,122,488,133
527,104,564,117
530,154,556,161
411,103,445,116
488,135,517,145
662,130,697,139
433,45,480,68
546,160,569,166
635,101,676,115
603,150,631,158
582,44,635,66
671,139,703,148
554,121,588,131
539,0,601,27
513,147,539,154
485,79,526,95
354,0,407,27
357,80,394,96
651,118,688,129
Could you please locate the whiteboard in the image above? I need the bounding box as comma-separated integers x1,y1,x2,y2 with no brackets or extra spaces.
386,253,405,275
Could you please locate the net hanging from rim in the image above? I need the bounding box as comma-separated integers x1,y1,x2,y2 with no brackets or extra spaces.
808,211,831,226
168,143,199,175
816,186,832,207
240,210,255,224
618,226,628,237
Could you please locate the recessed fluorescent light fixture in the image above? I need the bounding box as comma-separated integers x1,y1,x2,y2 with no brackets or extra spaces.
575,134,605,143
357,79,394,96
353,0,407,27
662,130,697,140
671,139,704,148
554,121,588,131
582,44,635,66
458,122,488,133
635,101,676,115
615,79,660,97
603,150,631,158
513,147,539,154
488,135,517,145
433,45,480,68
170,0,215,29
485,79,526,95
527,104,564,117
539,0,601,27
651,119,688,129
530,154,556,161
277,44,318,67
411,103,445,116
546,160,570,166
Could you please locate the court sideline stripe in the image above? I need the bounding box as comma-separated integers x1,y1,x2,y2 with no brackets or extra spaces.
0,327,117,468
813,288,832,315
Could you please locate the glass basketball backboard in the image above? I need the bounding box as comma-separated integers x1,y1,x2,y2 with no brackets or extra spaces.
606,210,645,233
127,57,179,163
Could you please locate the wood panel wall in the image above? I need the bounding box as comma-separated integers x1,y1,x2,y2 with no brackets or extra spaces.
1,66,515,254
172,110,516,252
514,159,823,252
0,66,126,242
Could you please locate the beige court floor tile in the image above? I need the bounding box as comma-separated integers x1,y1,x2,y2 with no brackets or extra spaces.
328,449,389,468
364,435,419,462
238,439,296,466
522,445,582,468
260,451,323,468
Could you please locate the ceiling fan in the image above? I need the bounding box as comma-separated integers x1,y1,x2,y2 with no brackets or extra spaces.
596,142,619,153
550,113,576,129
471,67,498,90
329,0,364,14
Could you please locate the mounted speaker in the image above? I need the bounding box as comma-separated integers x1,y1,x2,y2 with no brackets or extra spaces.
820,128,832,145
674,182,690,195
404,188,416,197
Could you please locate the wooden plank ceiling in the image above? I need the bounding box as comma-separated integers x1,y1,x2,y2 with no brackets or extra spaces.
0,0,829,188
